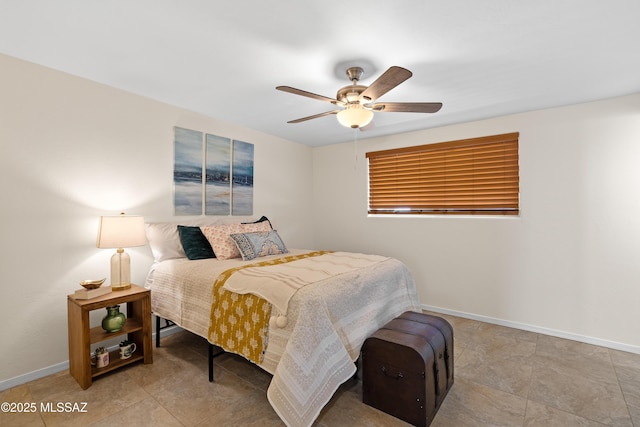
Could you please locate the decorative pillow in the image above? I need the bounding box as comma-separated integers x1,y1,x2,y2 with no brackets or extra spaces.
201,221,272,260
230,230,288,260
177,225,215,260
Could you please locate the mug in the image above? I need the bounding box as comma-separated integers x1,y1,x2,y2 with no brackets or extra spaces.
119,343,137,359
95,351,109,368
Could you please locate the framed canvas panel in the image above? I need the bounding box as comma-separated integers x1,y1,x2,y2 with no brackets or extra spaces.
231,140,254,216
205,134,231,215
174,127,203,215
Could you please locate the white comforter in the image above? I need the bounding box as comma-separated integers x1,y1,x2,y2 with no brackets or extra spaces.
145,249,421,426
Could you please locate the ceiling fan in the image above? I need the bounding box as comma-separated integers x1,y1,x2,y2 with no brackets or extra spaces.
276,66,442,129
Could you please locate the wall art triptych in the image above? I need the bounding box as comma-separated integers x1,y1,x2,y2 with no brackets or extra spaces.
173,127,254,216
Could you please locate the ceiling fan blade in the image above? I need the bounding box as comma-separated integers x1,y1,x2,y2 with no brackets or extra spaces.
287,110,339,124
360,66,412,102
371,102,443,113
276,86,341,105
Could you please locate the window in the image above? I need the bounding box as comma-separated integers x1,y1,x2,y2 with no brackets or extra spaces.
366,132,519,215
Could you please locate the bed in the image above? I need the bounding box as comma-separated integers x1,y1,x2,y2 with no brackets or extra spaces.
144,217,421,426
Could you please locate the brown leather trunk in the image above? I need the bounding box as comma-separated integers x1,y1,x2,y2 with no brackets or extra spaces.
361,312,454,427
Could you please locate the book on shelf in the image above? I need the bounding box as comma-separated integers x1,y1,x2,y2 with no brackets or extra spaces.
74,286,112,299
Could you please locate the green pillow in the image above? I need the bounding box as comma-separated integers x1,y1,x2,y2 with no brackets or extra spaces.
177,225,215,260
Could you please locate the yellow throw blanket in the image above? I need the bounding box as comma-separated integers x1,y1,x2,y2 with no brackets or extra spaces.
208,251,332,364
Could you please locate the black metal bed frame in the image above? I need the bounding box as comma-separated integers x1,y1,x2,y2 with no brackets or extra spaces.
155,315,225,382
155,314,360,383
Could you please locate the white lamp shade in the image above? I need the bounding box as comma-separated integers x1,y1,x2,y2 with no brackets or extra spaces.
337,105,374,129
96,214,147,249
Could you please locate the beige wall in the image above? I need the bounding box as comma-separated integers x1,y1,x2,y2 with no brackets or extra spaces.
312,93,640,352
0,53,314,386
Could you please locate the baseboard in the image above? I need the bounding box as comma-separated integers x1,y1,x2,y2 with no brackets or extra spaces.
422,304,640,355
0,324,183,392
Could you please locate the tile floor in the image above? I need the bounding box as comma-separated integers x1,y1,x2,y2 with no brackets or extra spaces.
2,312,639,426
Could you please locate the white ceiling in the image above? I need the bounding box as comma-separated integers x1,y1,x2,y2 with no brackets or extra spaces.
1,1,639,147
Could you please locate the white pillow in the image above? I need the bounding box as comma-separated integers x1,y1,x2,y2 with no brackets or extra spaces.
145,222,186,262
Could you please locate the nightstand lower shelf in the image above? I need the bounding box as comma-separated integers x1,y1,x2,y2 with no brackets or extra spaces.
91,352,145,378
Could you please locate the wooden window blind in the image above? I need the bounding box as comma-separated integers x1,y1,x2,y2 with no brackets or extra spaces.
366,132,519,215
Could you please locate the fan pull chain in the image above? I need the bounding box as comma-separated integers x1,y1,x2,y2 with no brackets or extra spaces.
354,128,359,170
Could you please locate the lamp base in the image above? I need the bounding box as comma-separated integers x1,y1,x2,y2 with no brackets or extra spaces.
110,249,131,291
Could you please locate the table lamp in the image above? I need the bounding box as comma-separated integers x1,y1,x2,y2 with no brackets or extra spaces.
96,213,147,290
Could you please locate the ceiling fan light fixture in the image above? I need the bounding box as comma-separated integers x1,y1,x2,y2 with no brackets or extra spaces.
337,104,374,129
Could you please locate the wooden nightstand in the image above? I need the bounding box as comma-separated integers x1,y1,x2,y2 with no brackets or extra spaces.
67,284,152,389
